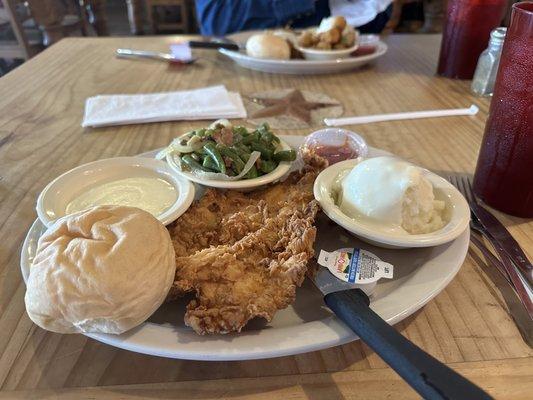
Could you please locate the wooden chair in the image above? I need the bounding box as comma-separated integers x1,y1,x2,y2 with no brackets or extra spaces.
25,0,86,46
83,0,144,35
145,0,190,33
0,0,86,62
0,0,43,60
420,0,445,33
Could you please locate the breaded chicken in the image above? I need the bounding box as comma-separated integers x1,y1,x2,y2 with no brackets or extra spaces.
167,158,324,334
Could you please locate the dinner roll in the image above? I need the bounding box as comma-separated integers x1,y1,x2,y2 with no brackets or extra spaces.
246,33,291,59
24,205,176,335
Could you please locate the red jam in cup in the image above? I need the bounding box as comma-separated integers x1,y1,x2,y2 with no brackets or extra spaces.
300,128,368,165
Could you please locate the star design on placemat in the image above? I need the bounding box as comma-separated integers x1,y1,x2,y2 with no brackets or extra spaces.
248,89,338,124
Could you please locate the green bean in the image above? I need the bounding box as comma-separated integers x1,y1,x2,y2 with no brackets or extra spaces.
250,141,273,159
202,155,219,171
232,145,252,162
190,152,201,162
259,160,277,174
203,142,226,174
233,147,259,178
203,128,215,138
236,142,251,151
257,122,270,134
196,146,208,155
195,128,207,137
242,131,260,144
245,165,259,179
232,126,248,136
273,150,296,162
182,155,211,172
217,145,245,173
260,130,278,144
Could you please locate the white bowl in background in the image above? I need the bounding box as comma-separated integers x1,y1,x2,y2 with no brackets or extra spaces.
166,138,293,190
314,159,470,249
294,42,359,61
36,157,195,228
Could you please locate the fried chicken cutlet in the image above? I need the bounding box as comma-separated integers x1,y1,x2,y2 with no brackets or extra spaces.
167,156,325,335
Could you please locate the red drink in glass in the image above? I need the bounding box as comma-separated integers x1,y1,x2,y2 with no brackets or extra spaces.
473,2,533,217
437,0,507,79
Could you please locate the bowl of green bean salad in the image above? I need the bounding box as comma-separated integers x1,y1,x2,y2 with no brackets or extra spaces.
158,120,297,189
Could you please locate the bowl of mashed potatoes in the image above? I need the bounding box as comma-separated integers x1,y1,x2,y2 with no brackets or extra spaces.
313,156,470,248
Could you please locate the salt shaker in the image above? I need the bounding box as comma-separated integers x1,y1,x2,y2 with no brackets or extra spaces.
471,27,507,96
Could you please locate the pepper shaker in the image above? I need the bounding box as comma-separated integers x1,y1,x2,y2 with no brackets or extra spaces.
471,27,507,96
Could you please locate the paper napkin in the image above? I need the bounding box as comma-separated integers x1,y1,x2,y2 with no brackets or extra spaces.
82,85,247,128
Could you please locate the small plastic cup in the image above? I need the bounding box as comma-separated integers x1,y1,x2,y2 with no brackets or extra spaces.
300,128,368,165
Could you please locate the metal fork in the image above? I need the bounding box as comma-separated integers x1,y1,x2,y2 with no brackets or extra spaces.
447,174,533,323
448,175,511,281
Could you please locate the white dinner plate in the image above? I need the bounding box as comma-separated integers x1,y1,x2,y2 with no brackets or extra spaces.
219,32,388,75
20,136,469,361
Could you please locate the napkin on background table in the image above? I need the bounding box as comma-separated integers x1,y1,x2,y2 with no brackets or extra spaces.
82,85,247,128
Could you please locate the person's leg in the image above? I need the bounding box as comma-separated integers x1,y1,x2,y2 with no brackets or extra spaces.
357,3,393,33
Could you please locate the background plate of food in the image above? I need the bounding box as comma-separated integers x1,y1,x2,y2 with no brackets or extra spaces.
219,25,387,75
20,135,469,361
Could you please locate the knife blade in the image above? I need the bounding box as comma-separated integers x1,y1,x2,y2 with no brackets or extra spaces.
470,233,533,346
309,214,492,399
471,201,533,285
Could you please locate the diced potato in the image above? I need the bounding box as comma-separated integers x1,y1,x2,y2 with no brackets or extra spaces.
297,31,314,48
315,41,332,50
319,28,341,45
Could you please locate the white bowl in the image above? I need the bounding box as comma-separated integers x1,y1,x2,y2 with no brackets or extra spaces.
36,157,195,228
166,138,293,190
313,159,470,249
294,42,359,61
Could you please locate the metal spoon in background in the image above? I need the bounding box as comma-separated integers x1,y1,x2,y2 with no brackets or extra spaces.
115,49,197,64
115,38,242,64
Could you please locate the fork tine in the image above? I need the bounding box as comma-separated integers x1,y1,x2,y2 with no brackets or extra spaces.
459,175,474,204
446,174,457,190
465,177,478,204
448,175,462,196
456,175,467,202
446,174,471,206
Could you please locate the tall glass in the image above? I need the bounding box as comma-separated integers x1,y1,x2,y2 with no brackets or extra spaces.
473,2,533,217
437,0,507,79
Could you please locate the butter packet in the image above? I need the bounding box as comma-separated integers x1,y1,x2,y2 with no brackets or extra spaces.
317,248,393,284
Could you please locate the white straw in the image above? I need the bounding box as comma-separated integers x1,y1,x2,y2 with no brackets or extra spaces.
324,105,479,127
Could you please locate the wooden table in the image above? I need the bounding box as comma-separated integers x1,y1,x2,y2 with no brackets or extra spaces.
0,34,531,399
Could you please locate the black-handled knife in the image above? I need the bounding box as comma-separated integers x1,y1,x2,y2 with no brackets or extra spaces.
188,40,240,51
309,256,492,399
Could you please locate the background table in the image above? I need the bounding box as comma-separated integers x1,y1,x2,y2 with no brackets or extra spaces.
0,35,531,399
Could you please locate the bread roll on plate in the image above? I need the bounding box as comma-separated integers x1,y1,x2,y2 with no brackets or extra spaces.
246,33,291,60
24,205,176,335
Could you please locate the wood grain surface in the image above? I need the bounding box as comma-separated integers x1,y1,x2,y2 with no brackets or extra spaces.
0,34,531,399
